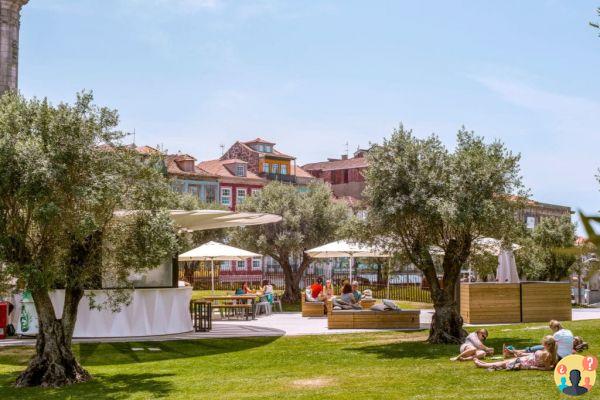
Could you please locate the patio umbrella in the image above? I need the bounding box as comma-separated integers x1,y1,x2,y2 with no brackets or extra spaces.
305,240,389,283
496,249,520,283
178,241,262,293
114,209,282,232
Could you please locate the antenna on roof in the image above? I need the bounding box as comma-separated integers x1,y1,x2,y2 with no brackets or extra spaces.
132,128,136,146
220,143,225,155
345,141,349,158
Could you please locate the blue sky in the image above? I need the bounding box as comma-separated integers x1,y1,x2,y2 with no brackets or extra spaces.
19,0,600,230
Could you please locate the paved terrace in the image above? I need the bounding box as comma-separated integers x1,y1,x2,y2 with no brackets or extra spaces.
1,308,599,347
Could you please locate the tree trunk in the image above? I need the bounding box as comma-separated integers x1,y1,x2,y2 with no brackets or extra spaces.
279,253,312,304
16,289,91,388
420,239,469,344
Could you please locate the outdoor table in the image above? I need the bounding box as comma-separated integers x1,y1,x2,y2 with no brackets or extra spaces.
202,295,258,320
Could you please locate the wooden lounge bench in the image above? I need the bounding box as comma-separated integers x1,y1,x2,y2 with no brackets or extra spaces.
301,294,326,317
327,309,420,329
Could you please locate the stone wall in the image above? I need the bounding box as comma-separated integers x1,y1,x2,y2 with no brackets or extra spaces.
221,142,260,174
0,0,27,95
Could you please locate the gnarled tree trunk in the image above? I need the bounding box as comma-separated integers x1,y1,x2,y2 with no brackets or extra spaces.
16,288,90,387
420,238,470,344
279,254,312,303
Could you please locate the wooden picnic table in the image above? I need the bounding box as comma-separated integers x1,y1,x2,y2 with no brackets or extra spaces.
202,294,260,320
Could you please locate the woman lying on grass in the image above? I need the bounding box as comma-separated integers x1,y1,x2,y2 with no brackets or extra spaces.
450,329,494,361
473,335,557,371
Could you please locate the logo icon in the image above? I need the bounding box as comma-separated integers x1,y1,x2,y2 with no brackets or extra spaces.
554,355,597,396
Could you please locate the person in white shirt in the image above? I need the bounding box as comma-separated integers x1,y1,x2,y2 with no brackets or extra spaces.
503,320,574,360
451,328,494,361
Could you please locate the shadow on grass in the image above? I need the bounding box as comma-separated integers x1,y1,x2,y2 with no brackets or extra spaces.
0,372,175,399
348,336,536,360
77,336,281,366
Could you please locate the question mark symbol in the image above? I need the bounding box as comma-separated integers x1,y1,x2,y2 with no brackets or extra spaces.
558,364,567,374
582,356,598,372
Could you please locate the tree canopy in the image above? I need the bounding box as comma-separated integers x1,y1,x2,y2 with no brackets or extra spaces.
0,92,178,387
231,181,349,302
356,125,525,343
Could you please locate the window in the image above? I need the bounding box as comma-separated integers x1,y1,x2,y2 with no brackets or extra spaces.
262,163,269,173
526,216,536,229
187,184,201,198
235,165,245,177
252,258,262,271
251,188,261,196
281,164,287,175
264,145,272,153
272,164,279,174
257,144,265,152
236,188,247,205
219,261,231,271
221,187,232,206
236,260,246,271
205,185,217,203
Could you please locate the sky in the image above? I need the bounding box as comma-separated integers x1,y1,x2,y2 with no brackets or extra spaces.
19,0,600,232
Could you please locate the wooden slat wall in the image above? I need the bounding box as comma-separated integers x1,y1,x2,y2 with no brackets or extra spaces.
521,282,572,322
460,283,521,324
328,311,420,329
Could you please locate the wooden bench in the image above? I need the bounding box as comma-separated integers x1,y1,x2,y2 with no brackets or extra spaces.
212,303,253,320
301,294,326,317
327,309,420,329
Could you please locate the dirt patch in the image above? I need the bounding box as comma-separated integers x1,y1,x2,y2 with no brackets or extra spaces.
292,377,336,388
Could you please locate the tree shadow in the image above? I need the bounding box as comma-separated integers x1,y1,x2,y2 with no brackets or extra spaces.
0,372,175,399
348,336,535,360
76,336,281,366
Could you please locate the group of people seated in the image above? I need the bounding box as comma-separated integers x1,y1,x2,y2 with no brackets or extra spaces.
305,278,364,303
451,320,588,371
235,280,275,303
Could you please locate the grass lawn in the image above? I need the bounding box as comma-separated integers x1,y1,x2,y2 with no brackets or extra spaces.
1,319,598,399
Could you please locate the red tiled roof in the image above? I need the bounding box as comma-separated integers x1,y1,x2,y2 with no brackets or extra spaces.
243,137,275,145
198,159,266,184
165,154,218,179
135,145,161,155
302,157,368,172
237,141,295,160
294,166,315,178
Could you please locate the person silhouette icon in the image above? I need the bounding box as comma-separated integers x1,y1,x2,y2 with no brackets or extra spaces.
562,370,589,396
558,377,568,392
583,376,592,391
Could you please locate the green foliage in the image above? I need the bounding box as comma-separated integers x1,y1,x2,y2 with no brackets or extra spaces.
360,124,525,270
232,181,349,261
516,216,577,281
0,91,178,298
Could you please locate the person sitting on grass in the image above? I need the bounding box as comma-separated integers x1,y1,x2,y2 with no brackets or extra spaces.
450,328,493,361
351,281,362,302
503,320,574,361
475,335,557,371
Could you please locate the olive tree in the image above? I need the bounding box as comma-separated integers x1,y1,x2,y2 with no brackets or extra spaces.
0,92,178,387
359,125,525,343
231,181,348,302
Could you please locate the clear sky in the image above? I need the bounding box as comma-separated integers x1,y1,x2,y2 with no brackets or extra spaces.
19,0,600,230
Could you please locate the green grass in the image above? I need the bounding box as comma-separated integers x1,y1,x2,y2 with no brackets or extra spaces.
1,319,598,399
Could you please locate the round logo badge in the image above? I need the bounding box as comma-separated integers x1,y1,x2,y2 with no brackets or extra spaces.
554,355,597,396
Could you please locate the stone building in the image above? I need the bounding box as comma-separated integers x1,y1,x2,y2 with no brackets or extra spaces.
0,0,27,95
220,138,314,186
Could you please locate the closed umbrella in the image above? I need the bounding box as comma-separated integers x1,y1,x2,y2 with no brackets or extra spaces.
497,249,520,283
178,241,262,293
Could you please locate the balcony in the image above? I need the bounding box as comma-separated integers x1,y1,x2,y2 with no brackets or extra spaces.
259,172,296,183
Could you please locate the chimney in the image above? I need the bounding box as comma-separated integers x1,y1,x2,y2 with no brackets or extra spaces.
341,154,348,160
